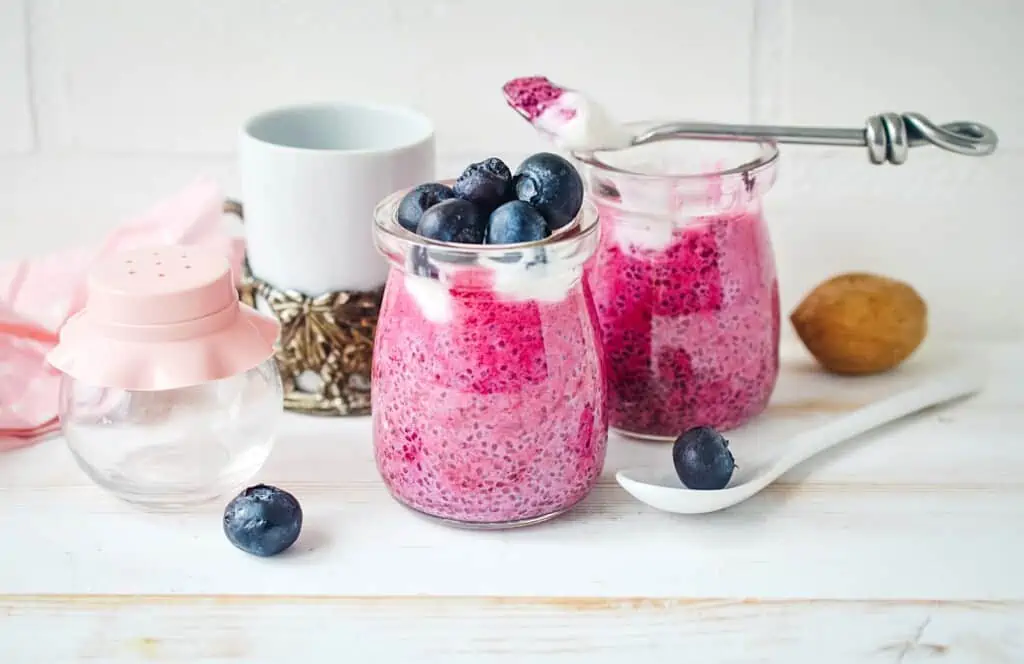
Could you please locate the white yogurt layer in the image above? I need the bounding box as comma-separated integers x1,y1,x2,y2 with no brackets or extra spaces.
606,178,718,253
490,258,581,303
612,218,676,252
608,183,678,252
404,274,453,324
535,91,634,152
403,258,578,325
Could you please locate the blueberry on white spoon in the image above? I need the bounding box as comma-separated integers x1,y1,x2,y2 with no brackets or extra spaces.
672,426,735,491
615,364,984,514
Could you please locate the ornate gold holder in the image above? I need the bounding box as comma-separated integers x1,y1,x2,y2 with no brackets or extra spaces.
226,200,382,416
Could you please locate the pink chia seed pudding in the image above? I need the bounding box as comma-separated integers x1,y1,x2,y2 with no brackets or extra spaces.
577,139,782,439
371,191,607,527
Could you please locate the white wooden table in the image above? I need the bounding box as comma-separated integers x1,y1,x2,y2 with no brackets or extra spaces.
1,341,1021,663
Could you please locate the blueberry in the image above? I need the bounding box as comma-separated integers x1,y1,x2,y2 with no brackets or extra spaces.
487,200,551,245
672,426,735,490
453,157,515,213
396,183,457,232
514,152,584,231
416,198,488,244
223,484,303,557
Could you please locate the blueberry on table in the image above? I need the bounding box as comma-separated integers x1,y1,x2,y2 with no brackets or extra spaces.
487,200,551,245
672,426,735,490
396,183,457,232
416,198,488,244
453,157,515,213
223,484,303,557
514,152,584,231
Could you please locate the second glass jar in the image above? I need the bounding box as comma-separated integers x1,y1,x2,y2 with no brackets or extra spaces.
371,187,608,528
575,137,781,440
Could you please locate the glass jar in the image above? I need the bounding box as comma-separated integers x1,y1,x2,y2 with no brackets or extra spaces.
574,136,781,440
371,187,607,528
60,359,283,510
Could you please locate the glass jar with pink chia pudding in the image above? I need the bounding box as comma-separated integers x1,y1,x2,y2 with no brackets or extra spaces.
574,136,781,440
371,187,607,528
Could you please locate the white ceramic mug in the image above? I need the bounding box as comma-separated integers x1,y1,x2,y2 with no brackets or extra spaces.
238,102,435,295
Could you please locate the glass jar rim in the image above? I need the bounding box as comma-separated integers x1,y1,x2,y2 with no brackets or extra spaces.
571,124,780,181
372,181,600,259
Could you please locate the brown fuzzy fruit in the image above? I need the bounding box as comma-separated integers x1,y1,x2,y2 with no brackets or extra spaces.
790,272,927,376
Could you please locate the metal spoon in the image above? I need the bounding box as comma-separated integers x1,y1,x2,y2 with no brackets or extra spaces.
503,76,998,164
627,113,999,165
615,363,985,515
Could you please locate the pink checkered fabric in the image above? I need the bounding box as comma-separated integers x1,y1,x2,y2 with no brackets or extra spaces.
0,179,245,449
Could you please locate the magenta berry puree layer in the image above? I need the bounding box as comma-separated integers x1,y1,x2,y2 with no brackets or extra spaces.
501,76,564,121
586,205,780,438
372,270,607,524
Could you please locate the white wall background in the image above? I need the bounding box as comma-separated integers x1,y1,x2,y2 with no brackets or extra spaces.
0,0,1021,341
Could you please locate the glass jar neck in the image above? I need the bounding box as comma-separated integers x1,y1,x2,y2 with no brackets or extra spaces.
573,136,778,219
372,188,601,288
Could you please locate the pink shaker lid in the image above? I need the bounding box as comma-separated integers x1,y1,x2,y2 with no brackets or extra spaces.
46,244,281,391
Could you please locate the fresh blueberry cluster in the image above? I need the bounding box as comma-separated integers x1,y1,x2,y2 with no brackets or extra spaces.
397,152,584,246
672,426,736,490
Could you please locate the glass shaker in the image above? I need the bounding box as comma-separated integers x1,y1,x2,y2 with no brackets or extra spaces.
46,244,284,510
576,138,781,440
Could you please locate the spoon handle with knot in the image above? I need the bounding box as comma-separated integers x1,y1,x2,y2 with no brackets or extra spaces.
633,113,998,165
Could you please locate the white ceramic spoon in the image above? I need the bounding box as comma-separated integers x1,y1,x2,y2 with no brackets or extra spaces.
615,364,985,514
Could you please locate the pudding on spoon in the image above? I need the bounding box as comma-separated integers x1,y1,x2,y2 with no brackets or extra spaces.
502,76,634,152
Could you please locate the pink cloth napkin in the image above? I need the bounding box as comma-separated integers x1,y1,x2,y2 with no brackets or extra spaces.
0,179,245,451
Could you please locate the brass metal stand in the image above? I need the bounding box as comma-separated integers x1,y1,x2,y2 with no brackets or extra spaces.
226,200,382,416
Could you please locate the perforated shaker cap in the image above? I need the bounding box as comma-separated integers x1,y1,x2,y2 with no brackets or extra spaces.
46,244,281,391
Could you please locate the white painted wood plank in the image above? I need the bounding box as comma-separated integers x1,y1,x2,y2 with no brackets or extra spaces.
0,343,1020,601
0,596,1021,663
1,480,1019,600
